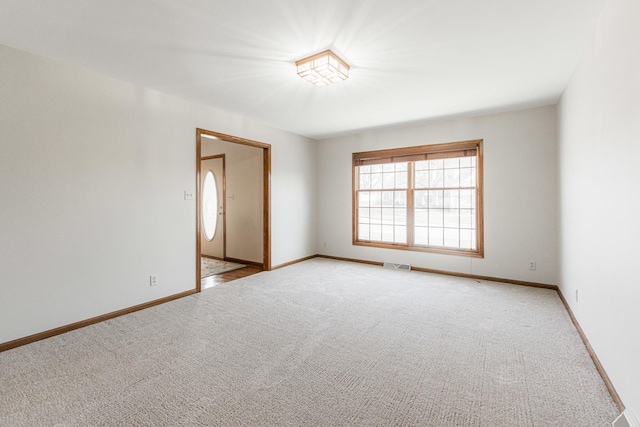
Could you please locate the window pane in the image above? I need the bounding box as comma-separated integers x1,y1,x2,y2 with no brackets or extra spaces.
370,208,382,224
428,159,443,169
359,224,370,240
381,208,394,224
370,191,382,207
444,228,459,247
429,209,443,226
444,209,459,227
460,157,471,167
429,169,444,188
370,224,382,240
415,226,428,245
371,164,382,173
358,192,370,207
370,173,383,189
460,168,473,187
359,173,370,190
444,158,459,169
395,226,407,243
429,227,443,246
415,170,428,188
428,190,443,208
359,208,370,223
382,191,394,207
415,190,428,208
394,191,407,207
444,168,459,187
383,172,395,189
444,190,459,208
381,225,394,242
395,208,407,225
460,229,472,249
383,163,395,172
460,209,474,228
415,209,428,226
396,171,408,188
202,171,218,241
459,189,473,208
415,160,428,171
395,162,408,171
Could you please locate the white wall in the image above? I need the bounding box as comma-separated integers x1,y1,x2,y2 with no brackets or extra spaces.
558,0,640,418
0,43,317,344
317,106,558,285
202,138,263,264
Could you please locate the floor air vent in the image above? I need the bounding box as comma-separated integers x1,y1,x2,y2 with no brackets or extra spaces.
383,262,412,271
613,410,640,427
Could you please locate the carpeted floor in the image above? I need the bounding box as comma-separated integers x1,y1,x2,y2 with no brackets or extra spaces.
0,258,619,426
200,257,245,278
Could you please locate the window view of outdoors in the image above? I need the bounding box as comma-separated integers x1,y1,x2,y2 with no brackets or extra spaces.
358,162,408,244
413,157,477,249
354,141,481,256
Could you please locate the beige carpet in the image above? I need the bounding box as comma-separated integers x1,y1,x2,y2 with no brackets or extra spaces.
0,258,619,426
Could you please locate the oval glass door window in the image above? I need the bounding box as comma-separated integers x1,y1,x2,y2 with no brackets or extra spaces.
202,170,218,241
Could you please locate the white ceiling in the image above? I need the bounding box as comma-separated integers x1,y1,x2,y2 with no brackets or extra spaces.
0,0,606,139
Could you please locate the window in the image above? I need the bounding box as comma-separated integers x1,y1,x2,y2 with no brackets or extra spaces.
353,139,483,257
202,170,218,241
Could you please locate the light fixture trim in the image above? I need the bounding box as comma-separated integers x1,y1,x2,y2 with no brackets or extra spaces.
295,50,350,87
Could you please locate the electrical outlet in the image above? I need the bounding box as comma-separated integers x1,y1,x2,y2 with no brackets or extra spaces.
528,261,536,270
150,275,158,286
184,190,194,200
323,241,327,248
575,289,579,302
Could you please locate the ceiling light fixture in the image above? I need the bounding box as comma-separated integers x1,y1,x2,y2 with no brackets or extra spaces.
295,50,350,88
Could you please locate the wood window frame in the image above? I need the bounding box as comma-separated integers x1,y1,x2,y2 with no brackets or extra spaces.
352,139,484,258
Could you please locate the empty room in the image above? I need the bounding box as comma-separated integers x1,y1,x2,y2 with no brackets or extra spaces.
0,0,638,426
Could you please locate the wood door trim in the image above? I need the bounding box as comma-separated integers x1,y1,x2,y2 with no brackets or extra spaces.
196,132,202,291
201,154,224,160
196,129,272,292
200,130,271,149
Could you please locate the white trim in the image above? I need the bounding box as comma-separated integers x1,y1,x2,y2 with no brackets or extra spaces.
613,410,640,427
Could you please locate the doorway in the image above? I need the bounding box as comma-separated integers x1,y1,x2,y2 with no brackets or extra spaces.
196,129,271,292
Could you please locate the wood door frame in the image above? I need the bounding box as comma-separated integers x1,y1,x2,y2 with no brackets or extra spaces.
196,128,271,292
200,154,226,260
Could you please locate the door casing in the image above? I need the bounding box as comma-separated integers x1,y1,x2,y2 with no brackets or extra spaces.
195,129,271,292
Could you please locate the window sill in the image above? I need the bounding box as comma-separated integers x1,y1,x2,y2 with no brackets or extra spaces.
353,240,484,258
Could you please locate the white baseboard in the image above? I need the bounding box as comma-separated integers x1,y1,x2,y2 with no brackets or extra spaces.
613,410,640,427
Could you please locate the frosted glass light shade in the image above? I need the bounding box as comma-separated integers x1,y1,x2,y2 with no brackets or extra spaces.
295,50,350,87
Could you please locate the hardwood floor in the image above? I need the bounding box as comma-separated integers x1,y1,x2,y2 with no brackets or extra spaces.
201,265,263,290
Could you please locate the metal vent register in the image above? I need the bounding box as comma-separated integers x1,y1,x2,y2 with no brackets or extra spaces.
382,262,412,271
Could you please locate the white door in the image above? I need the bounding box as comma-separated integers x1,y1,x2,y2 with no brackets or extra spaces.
201,157,224,258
